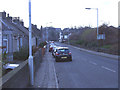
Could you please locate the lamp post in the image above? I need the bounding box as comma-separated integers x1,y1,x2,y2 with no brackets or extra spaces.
28,0,34,86
46,22,52,42
85,8,99,39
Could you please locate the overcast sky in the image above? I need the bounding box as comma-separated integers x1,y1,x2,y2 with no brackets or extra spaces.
0,0,119,29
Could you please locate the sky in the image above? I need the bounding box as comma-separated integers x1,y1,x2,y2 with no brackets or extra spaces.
0,0,119,29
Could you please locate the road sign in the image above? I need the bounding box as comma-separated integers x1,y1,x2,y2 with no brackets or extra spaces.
97,34,105,40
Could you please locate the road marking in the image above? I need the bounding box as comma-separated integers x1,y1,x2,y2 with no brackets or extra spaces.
89,61,97,65
73,46,80,49
101,66,116,73
53,62,59,88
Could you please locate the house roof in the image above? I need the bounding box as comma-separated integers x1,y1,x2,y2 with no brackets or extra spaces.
0,11,41,38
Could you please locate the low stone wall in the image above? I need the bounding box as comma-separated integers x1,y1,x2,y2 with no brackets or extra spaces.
34,48,42,73
1,48,43,88
2,60,30,88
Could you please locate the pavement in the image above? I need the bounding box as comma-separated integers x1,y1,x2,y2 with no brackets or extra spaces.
33,49,59,88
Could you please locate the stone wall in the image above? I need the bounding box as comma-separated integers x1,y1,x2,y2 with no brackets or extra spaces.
1,48,43,88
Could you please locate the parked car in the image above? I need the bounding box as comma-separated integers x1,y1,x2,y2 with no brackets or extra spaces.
49,44,54,52
49,43,56,52
52,46,61,57
54,47,72,62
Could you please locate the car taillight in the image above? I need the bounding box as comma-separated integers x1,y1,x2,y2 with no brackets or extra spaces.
56,52,59,55
69,52,71,55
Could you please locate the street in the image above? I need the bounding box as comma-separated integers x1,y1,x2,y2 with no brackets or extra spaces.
50,42,118,88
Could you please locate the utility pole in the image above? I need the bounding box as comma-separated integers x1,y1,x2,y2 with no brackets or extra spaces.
28,0,34,86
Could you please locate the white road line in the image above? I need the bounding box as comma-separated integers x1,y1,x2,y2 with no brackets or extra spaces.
53,62,59,88
72,46,80,50
101,66,116,73
89,61,97,65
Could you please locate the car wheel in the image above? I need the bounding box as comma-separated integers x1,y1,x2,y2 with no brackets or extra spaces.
70,58,72,61
55,58,59,62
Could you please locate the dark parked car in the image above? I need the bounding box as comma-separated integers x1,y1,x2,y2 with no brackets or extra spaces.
54,47,72,62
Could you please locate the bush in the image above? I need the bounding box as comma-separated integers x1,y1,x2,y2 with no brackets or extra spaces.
75,40,84,45
2,51,7,61
101,45,111,49
39,41,47,48
86,42,97,47
13,46,29,60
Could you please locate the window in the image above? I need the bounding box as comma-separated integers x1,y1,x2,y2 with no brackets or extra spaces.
3,38,8,53
20,37,22,47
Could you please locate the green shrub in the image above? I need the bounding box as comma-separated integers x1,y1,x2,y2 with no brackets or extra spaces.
101,45,111,49
13,46,29,60
39,41,47,48
2,51,9,65
86,42,97,47
75,40,84,45
2,51,7,60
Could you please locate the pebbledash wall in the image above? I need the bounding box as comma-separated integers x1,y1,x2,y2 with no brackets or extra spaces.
0,12,2,90
0,13,2,56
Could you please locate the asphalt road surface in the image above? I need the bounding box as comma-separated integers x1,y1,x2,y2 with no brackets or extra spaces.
50,42,118,88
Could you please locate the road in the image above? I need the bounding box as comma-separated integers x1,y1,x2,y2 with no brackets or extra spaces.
50,42,118,88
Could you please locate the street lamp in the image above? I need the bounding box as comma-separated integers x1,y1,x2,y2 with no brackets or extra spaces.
85,8,99,39
46,22,52,42
28,0,34,86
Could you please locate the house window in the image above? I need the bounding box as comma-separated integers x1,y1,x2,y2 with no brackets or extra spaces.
20,37,22,47
3,35,7,39
17,38,19,51
3,39,8,53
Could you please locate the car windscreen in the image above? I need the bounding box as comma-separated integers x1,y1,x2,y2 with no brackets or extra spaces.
57,49,69,54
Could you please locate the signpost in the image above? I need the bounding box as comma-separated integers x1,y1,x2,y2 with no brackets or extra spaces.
97,34,105,40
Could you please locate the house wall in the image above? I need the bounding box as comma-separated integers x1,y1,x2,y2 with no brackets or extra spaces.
0,17,2,56
3,31,13,61
8,34,13,61
32,37,36,46
13,36,17,52
13,35,29,52
22,36,29,48
0,12,41,62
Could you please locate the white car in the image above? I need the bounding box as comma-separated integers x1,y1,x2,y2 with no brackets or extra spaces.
52,46,62,57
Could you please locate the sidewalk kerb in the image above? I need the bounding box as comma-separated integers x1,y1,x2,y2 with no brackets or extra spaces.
71,45,118,60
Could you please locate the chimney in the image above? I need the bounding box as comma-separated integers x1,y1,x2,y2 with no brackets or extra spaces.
20,20,24,26
0,11,6,19
34,25,37,29
6,13,12,22
7,14,9,17
12,17,19,24
32,24,37,29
